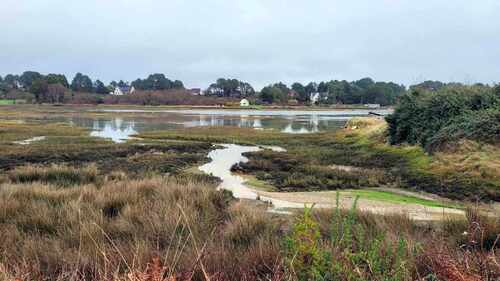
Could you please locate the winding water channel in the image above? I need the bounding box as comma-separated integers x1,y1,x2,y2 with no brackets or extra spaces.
198,144,316,212
197,144,466,219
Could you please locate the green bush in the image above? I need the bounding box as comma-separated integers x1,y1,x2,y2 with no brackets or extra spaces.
285,206,330,280
386,85,499,150
285,195,415,281
427,108,500,151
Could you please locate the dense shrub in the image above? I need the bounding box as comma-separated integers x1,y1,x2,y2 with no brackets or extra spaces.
386,85,500,150
427,108,500,151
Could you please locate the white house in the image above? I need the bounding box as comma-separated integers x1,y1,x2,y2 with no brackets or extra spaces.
240,99,250,107
364,104,381,109
310,92,320,104
111,86,135,96
15,81,24,90
310,92,329,105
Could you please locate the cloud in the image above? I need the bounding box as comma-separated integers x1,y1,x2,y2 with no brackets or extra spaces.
1,0,499,89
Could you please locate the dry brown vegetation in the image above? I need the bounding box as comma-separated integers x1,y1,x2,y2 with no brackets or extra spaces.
0,175,284,281
0,162,498,280
0,168,498,280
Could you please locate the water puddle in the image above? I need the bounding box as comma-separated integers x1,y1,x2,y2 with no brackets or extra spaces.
13,136,46,145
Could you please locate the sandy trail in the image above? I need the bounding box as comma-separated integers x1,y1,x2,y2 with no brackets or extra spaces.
253,189,465,221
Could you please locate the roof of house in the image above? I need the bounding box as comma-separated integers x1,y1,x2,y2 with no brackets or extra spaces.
118,86,131,92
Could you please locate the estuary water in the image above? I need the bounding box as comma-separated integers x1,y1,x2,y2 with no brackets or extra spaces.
37,108,390,143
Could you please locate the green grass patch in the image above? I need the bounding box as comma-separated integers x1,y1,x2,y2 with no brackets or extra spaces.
342,189,461,209
0,99,16,105
243,175,277,192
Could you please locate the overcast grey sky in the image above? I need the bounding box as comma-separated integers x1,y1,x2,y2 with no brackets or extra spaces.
1,0,499,89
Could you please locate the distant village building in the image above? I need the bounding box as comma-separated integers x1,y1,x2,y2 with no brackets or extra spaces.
310,92,328,105
111,86,135,96
240,99,250,107
364,104,381,109
310,92,320,104
15,81,24,90
188,88,202,95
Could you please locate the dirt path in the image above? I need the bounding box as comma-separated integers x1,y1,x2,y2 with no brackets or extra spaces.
253,189,465,221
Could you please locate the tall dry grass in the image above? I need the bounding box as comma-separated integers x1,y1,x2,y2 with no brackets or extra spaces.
8,164,99,186
0,166,498,280
0,176,283,281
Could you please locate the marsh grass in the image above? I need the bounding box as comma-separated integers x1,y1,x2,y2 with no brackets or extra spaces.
1,139,213,181
9,164,99,186
0,176,284,280
419,206,500,280
0,173,497,280
0,121,215,180
204,117,500,202
0,120,88,144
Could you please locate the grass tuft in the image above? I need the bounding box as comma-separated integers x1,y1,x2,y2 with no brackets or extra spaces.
9,164,99,186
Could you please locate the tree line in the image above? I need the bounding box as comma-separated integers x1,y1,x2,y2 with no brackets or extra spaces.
259,78,406,105
0,71,188,103
201,77,406,106
2,70,496,106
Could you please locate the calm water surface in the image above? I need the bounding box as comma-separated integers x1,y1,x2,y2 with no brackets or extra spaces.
27,108,391,143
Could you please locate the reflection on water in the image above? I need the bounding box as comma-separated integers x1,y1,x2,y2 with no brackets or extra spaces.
66,114,350,142
24,109,390,143
88,118,138,143
181,114,344,134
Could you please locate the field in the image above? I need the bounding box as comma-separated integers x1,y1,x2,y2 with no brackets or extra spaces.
0,106,499,280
